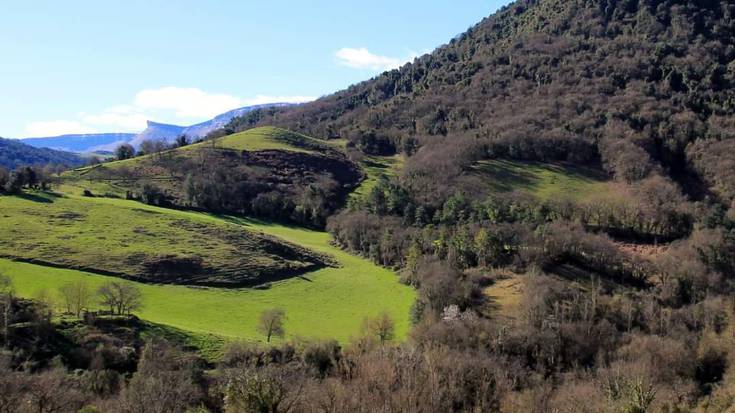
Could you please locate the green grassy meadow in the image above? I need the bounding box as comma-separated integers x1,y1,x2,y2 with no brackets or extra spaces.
0,128,419,346
473,159,614,201
0,193,323,285
205,126,328,153
0,196,415,344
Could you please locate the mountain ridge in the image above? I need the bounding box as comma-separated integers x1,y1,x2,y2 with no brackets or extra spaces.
19,102,298,153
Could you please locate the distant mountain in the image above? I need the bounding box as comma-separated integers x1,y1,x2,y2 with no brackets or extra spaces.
181,103,295,139
0,137,85,170
127,121,186,149
22,133,136,153
19,103,298,153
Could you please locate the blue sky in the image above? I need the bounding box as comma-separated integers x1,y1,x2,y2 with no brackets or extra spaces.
0,1,509,138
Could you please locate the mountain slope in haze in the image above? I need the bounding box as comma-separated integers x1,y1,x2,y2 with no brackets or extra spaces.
20,103,299,154
127,121,185,148
181,102,295,139
21,133,136,153
126,104,297,149
0,137,85,170
229,0,735,206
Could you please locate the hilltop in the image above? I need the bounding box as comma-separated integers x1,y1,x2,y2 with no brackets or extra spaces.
62,126,361,227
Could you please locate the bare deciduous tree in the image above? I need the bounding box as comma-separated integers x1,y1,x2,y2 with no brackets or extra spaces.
59,280,93,317
257,308,285,343
364,312,395,345
0,274,12,347
97,282,143,316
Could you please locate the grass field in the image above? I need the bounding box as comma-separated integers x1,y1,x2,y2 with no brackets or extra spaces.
0,196,415,344
473,159,614,201
347,154,403,204
483,273,525,321
204,126,329,153
0,193,324,285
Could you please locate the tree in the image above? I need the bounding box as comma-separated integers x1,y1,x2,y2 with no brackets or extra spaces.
115,143,135,160
19,166,38,189
0,274,12,346
33,289,55,321
58,280,92,317
175,134,190,148
139,139,168,158
0,167,8,191
257,308,285,343
4,171,23,194
183,174,197,207
364,312,395,345
97,281,143,316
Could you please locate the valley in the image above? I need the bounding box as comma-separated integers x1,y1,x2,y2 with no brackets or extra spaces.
0,126,415,346
1,1,734,411
0,204,414,344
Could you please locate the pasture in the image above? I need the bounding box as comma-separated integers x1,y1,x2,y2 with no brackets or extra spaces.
0,197,415,344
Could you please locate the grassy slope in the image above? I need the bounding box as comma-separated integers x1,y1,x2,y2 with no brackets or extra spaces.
205,126,328,153
347,155,403,204
59,126,344,199
0,193,322,285
1,128,419,344
0,197,415,344
473,159,615,201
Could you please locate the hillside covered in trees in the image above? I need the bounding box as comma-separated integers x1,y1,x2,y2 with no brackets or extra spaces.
62,127,361,228
230,0,735,213
2,0,735,412
0,137,85,170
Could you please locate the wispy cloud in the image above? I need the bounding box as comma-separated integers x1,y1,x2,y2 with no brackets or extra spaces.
335,47,415,71
23,87,317,137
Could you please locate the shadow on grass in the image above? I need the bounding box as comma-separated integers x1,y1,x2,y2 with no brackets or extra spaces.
17,192,58,203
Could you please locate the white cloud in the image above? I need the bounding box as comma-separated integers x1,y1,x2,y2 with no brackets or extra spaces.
134,87,243,119
22,87,316,137
81,105,149,131
335,47,411,71
25,120,97,137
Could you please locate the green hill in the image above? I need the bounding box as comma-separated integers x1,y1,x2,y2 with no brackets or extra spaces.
0,137,85,170
0,194,415,343
0,192,328,286
61,126,361,227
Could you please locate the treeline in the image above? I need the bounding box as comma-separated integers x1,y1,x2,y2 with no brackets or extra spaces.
99,142,360,228
0,137,84,170
112,134,192,162
0,164,64,194
346,172,694,244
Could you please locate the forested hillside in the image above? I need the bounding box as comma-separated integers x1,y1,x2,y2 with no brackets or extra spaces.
231,0,735,211
0,137,85,170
